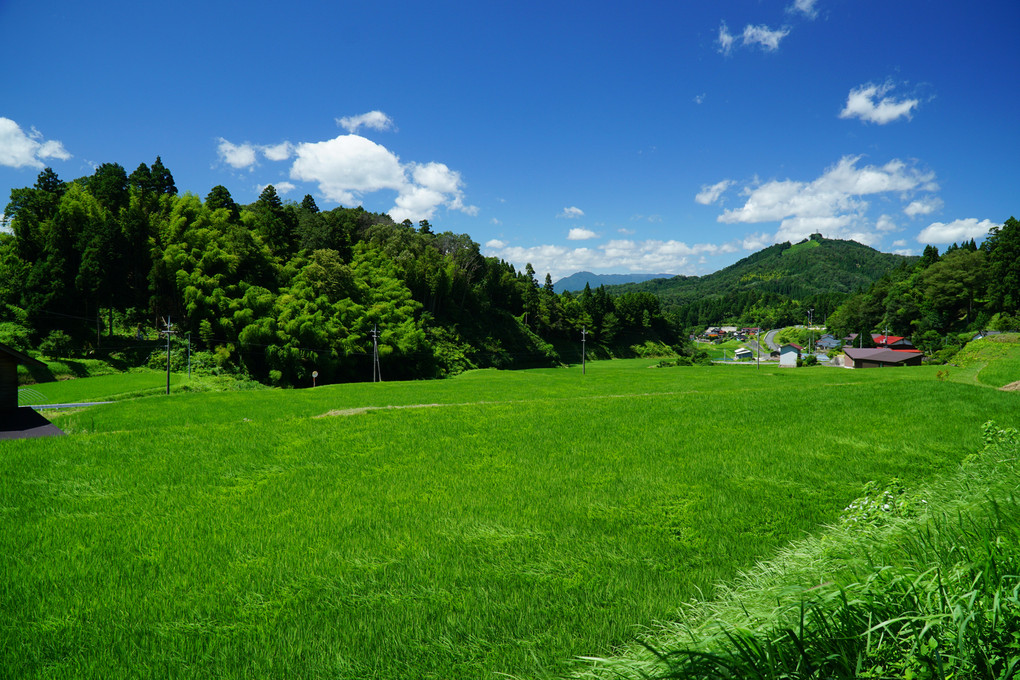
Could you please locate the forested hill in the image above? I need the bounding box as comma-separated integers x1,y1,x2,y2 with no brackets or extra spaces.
603,235,915,329
1,162,687,386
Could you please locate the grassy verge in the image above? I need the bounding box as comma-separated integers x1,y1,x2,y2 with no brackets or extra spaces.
580,421,1020,679
18,369,267,405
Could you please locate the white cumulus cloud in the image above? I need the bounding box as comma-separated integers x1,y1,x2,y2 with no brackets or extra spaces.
0,117,71,169
567,228,598,241
695,179,733,205
288,134,476,222
717,155,936,245
289,135,406,206
559,206,585,219
336,111,396,134
917,218,998,244
217,138,258,169
840,82,919,124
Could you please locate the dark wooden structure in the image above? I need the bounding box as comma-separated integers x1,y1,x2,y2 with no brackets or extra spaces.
0,343,64,439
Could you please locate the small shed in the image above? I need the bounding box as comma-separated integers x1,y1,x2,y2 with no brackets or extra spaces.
734,347,753,361
0,343,63,439
779,343,802,367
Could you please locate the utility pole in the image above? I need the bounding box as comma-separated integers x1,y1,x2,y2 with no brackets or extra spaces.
581,326,587,374
159,316,177,395
757,324,762,371
185,331,191,379
807,308,814,354
370,325,381,382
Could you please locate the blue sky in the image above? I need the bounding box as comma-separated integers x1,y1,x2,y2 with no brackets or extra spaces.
1,0,1017,280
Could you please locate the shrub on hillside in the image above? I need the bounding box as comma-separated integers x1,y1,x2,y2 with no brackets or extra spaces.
39,330,75,358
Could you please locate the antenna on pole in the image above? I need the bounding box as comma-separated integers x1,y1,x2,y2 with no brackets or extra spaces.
159,316,177,395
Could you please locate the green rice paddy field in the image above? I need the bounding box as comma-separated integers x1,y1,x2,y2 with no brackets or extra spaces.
3,357,1019,679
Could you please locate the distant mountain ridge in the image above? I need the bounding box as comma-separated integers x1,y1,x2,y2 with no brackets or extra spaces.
553,271,673,293
600,235,917,327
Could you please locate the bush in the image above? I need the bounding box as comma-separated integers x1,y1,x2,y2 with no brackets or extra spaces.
39,330,75,358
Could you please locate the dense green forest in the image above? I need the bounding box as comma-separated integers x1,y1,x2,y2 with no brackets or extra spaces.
605,235,914,329
825,222,1020,355
0,161,685,386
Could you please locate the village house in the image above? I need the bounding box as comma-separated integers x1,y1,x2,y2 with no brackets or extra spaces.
815,334,841,351
872,334,915,349
843,347,924,369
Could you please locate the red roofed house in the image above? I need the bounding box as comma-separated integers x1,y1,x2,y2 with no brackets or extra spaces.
871,334,915,349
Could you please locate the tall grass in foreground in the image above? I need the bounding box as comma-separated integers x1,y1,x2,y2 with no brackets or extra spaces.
585,422,1020,680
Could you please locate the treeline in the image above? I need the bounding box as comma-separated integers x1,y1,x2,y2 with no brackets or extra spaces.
825,220,1020,354
1,162,685,385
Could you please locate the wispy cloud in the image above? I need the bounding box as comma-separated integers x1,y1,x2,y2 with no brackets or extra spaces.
840,82,919,124
0,117,71,169
788,0,818,19
695,179,733,205
336,111,396,134
719,22,790,54
558,206,585,219
258,181,296,195
903,196,943,217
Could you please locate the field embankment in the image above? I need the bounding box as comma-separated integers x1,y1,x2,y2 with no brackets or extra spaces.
2,360,1018,679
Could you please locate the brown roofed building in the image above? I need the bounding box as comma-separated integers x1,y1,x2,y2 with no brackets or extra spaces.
843,347,924,368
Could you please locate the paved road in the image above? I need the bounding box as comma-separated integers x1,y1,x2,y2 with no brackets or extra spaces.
29,402,114,410
763,329,781,351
